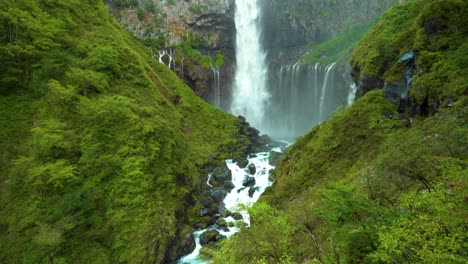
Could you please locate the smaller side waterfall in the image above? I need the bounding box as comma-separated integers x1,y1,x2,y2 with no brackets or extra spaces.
158,49,175,69
211,66,221,108
347,83,357,107
319,62,336,123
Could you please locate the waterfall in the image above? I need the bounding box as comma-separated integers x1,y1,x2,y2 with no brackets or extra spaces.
211,66,221,108
319,62,336,123
347,83,357,107
263,61,349,139
230,0,269,130
158,49,175,69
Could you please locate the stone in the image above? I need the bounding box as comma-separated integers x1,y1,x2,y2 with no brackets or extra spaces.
242,175,256,187
223,180,235,191
200,229,220,245
202,216,216,226
231,212,243,220
235,158,249,168
212,165,232,185
216,218,227,227
248,164,256,175
210,188,227,203
248,186,260,198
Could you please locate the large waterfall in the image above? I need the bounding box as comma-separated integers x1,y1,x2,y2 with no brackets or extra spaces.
230,0,269,130
262,61,353,139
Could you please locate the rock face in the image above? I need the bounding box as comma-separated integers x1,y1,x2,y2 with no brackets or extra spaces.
105,0,236,107
261,0,396,56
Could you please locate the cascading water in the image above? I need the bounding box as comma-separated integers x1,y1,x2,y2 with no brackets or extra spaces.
263,61,355,139
211,66,221,108
319,62,336,123
176,147,284,264
230,0,269,130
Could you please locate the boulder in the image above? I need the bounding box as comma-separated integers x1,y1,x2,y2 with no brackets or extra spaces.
248,186,260,197
242,176,256,187
200,230,220,245
202,215,216,226
212,165,232,185
248,164,256,175
177,231,196,257
210,188,227,203
223,180,235,191
235,158,249,168
231,212,243,220
216,218,227,227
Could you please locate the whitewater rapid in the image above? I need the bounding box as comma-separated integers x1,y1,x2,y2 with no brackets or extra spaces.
177,147,282,263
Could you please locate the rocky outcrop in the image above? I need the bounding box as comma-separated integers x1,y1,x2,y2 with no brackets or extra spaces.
105,0,236,107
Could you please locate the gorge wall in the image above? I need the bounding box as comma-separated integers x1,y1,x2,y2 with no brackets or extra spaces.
106,0,236,108
107,1,395,117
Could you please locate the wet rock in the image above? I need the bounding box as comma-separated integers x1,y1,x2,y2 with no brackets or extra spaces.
177,230,196,257
202,216,216,226
223,180,235,191
235,158,249,168
212,165,232,185
210,188,227,203
248,164,256,175
193,222,207,230
231,212,243,220
216,218,227,227
248,186,260,198
237,187,246,193
200,229,220,245
242,176,256,187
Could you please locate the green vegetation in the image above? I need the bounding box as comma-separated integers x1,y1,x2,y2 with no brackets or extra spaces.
213,0,467,263
301,18,379,64
351,0,467,106
0,0,248,263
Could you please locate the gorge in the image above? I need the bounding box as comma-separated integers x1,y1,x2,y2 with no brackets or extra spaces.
0,0,466,263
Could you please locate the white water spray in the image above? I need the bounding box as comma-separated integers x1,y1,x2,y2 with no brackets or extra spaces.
211,66,221,108
319,62,336,123
231,0,269,130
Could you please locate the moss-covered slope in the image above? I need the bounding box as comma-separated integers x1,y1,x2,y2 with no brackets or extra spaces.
351,0,467,108
212,1,467,263
0,0,248,263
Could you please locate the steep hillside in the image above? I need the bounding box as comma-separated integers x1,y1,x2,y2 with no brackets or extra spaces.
212,0,467,263
0,0,252,263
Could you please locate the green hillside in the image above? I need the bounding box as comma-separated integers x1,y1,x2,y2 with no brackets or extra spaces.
213,0,467,263
0,0,249,263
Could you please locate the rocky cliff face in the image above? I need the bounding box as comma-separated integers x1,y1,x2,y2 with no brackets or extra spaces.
106,0,236,107
261,0,396,54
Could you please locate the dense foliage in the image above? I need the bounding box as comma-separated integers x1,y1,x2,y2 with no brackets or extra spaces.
213,0,467,263
351,0,467,107
0,0,248,263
